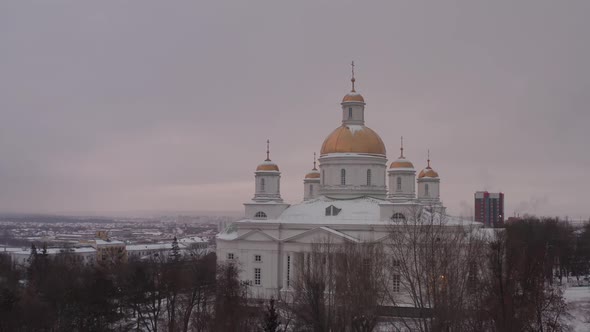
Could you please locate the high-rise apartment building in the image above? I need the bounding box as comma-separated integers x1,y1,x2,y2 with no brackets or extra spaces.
474,191,504,227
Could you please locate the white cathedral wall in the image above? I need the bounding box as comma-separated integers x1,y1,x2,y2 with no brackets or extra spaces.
417,179,440,201
388,171,416,198
321,164,386,187
341,104,364,125
254,174,281,198
303,181,320,200
217,238,281,298
319,154,387,198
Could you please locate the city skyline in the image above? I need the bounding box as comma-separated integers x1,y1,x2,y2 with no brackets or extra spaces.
1,1,589,218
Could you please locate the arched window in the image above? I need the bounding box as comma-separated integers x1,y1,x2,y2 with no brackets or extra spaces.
322,170,325,185
366,169,372,186
396,177,402,191
309,184,313,197
340,169,346,185
348,107,353,119
254,211,267,219
425,183,429,197
391,213,406,222
260,178,265,192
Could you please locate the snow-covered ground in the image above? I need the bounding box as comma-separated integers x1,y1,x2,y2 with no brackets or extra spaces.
564,286,590,332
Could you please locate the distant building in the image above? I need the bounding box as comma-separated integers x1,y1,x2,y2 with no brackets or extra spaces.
475,191,504,228
4,236,209,267
93,239,128,264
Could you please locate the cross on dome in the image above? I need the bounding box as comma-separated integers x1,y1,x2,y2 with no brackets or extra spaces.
351,61,356,92
400,136,405,159
342,61,365,103
256,139,279,171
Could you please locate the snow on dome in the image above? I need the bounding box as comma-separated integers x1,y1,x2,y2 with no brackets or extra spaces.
342,92,365,103
305,170,320,179
256,160,279,171
389,158,415,170
418,167,439,178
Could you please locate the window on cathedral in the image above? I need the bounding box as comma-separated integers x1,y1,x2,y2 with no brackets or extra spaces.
227,253,234,260
287,255,291,287
322,170,325,185
391,213,406,222
260,178,265,192
254,211,267,219
255,254,262,262
366,169,372,186
325,205,342,216
392,274,401,292
309,185,313,197
425,184,430,197
348,107,353,119
254,268,261,285
396,177,402,191
340,169,346,185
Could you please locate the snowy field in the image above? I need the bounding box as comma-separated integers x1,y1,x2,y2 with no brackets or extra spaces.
564,286,590,332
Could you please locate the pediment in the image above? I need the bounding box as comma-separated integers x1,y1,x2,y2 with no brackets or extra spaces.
236,229,278,242
283,227,359,244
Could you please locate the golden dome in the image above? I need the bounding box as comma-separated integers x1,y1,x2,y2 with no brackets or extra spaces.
256,161,279,172
305,171,320,179
418,167,439,178
320,125,386,155
390,159,415,169
342,92,365,103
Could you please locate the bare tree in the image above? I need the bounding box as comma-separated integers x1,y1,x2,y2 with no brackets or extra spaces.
482,218,571,332
212,261,256,332
384,205,489,331
119,256,166,332
180,252,216,332
290,239,387,332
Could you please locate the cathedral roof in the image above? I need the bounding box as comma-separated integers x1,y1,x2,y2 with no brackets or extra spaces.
276,196,388,224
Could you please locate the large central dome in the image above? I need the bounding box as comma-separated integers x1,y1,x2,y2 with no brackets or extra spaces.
320,125,386,155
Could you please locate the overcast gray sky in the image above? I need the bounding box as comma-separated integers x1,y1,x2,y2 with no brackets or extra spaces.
1,1,589,218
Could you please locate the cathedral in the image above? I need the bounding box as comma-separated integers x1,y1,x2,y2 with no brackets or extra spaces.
217,66,472,299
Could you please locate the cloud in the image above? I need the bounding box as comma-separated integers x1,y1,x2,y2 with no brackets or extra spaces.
0,1,588,218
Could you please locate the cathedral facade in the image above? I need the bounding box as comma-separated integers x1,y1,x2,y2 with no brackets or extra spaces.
217,70,468,300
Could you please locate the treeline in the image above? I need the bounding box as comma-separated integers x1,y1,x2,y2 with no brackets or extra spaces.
1,218,589,332
0,244,273,332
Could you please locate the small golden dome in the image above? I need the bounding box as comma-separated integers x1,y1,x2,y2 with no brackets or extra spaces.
390,159,415,169
305,171,320,179
342,92,365,103
418,167,439,179
320,125,386,155
256,161,279,172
